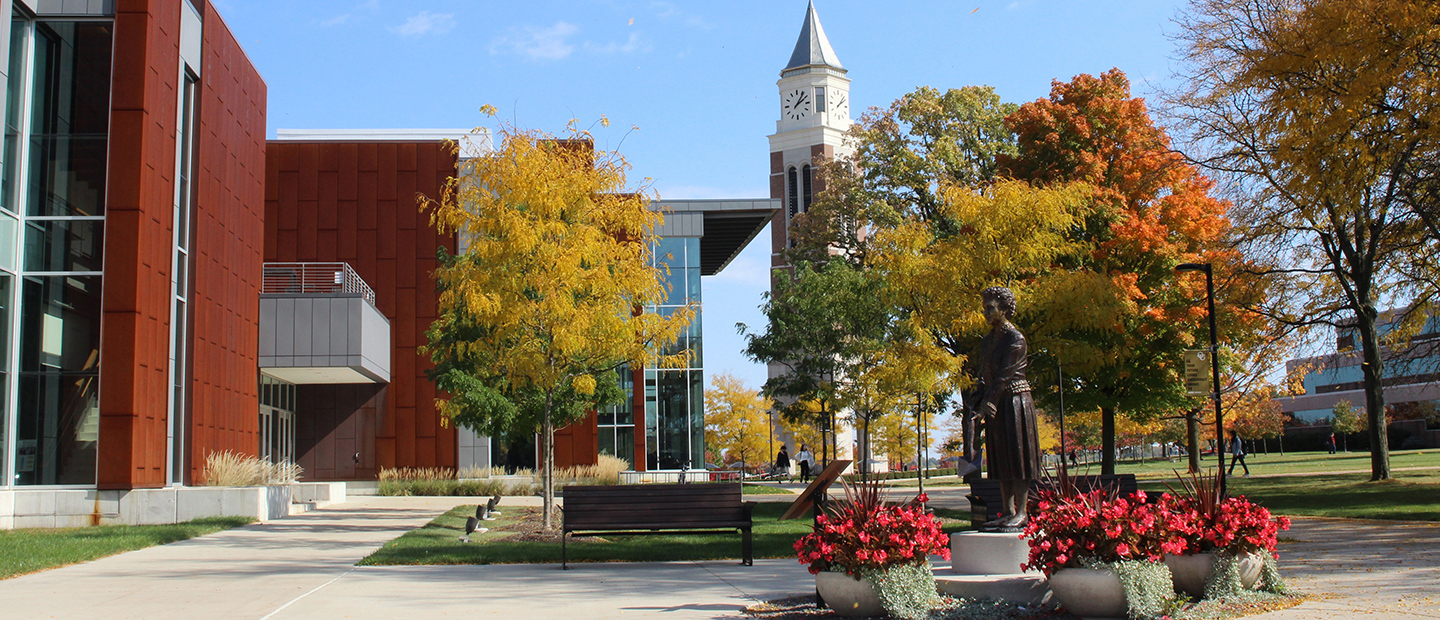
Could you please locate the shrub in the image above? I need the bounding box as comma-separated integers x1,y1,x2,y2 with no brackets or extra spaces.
375,455,628,496
201,451,304,486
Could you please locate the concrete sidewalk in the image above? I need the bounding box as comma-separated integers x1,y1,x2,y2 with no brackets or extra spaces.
2,495,1438,619
0,495,810,620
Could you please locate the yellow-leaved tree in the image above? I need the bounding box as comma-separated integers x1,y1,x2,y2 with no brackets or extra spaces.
421,118,691,530
703,373,770,474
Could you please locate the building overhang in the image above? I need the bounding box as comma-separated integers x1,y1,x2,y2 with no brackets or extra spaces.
651,199,779,275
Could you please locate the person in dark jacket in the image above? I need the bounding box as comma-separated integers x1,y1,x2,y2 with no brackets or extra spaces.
774,445,791,479
974,286,1042,530
1227,431,1250,476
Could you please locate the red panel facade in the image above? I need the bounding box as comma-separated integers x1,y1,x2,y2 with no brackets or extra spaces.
266,141,458,476
187,4,267,483
552,414,599,470
98,0,183,490
97,1,266,489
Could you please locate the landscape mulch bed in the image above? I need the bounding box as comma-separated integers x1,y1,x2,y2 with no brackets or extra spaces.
742,592,1305,620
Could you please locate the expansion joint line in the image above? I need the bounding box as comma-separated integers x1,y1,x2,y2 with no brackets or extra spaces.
258,567,358,620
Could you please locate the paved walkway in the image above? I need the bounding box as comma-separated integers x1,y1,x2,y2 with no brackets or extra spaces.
1,495,1436,619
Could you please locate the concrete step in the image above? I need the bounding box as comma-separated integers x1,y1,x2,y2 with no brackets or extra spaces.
934,572,1050,606
288,501,317,516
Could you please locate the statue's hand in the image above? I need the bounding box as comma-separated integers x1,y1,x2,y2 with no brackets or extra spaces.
979,401,996,420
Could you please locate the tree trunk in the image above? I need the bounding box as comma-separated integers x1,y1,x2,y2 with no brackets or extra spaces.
1187,410,1201,473
1355,305,1391,480
863,413,872,480
1101,405,1116,476
542,396,556,532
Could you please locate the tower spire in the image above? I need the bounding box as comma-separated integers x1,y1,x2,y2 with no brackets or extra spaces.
783,1,844,75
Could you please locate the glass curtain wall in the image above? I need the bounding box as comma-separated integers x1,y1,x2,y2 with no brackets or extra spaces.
596,365,634,467
4,15,112,486
642,236,703,471
0,12,24,486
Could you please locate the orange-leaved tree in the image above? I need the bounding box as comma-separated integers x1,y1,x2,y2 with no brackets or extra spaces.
999,69,1276,474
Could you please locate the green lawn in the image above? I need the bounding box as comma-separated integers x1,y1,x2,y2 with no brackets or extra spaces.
0,517,254,579
1105,448,1440,480
741,483,797,495
359,502,971,566
1140,469,1440,521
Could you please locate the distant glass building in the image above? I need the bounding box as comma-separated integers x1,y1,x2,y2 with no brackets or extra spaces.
591,201,775,472
1277,312,1440,425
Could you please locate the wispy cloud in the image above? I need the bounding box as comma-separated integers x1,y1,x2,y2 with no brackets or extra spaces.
320,0,379,28
649,1,713,29
394,10,455,37
584,31,650,55
489,22,579,61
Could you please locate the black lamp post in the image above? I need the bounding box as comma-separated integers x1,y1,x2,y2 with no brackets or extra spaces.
1174,262,1227,496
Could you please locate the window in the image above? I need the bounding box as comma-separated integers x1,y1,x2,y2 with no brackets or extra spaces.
815,87,825,113
787,166,799,218
169,72,197,485
8,18,112,486
802,164,813,212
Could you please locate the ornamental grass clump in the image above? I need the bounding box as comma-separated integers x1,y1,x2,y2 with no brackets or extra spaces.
201,451,303,486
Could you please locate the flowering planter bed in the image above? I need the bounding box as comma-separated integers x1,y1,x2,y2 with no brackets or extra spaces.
1023,470,1291,618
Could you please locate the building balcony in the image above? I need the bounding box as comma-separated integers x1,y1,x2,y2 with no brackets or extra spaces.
259,262,390,384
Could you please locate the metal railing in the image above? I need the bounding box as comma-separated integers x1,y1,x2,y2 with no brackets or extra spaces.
262,262,376,307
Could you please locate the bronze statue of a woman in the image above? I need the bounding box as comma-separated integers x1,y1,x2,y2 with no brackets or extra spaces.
975,286,1042,530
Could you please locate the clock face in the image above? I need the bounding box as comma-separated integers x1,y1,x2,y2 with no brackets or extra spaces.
833,90,849,119
783,88,811,120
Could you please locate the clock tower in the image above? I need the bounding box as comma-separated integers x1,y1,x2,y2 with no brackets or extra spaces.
768,1,853,272
767,2,856,465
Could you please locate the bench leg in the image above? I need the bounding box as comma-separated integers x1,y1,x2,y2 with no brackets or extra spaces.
742,527,752,567
562,531,568,570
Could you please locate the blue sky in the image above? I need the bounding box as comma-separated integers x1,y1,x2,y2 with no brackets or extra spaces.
217,0,1191,392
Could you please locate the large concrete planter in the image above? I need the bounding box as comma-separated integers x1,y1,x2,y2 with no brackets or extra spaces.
1163,552,1264,599
1047,567,1127,620
815,571,885,618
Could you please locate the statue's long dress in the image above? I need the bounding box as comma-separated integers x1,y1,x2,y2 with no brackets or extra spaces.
979,322,1043,481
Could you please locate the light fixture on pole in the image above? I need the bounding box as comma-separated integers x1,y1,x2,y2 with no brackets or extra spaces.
1174,262,1227,496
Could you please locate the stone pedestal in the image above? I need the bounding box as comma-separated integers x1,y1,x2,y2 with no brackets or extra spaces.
950,531,1037,575
933,531,1050,605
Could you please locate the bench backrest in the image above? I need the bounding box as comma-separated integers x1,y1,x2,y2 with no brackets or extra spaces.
563,483,748,531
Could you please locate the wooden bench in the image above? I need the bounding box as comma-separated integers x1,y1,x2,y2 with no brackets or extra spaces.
967,474,1140,527
561,483,756,569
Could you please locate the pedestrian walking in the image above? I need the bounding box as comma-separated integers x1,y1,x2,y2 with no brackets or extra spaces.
794,445,814,483
1227,431,1250,476
1326,433,1337,454
774,445,791,480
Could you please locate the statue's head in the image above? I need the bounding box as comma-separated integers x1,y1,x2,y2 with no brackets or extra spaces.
981,286,1017,320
